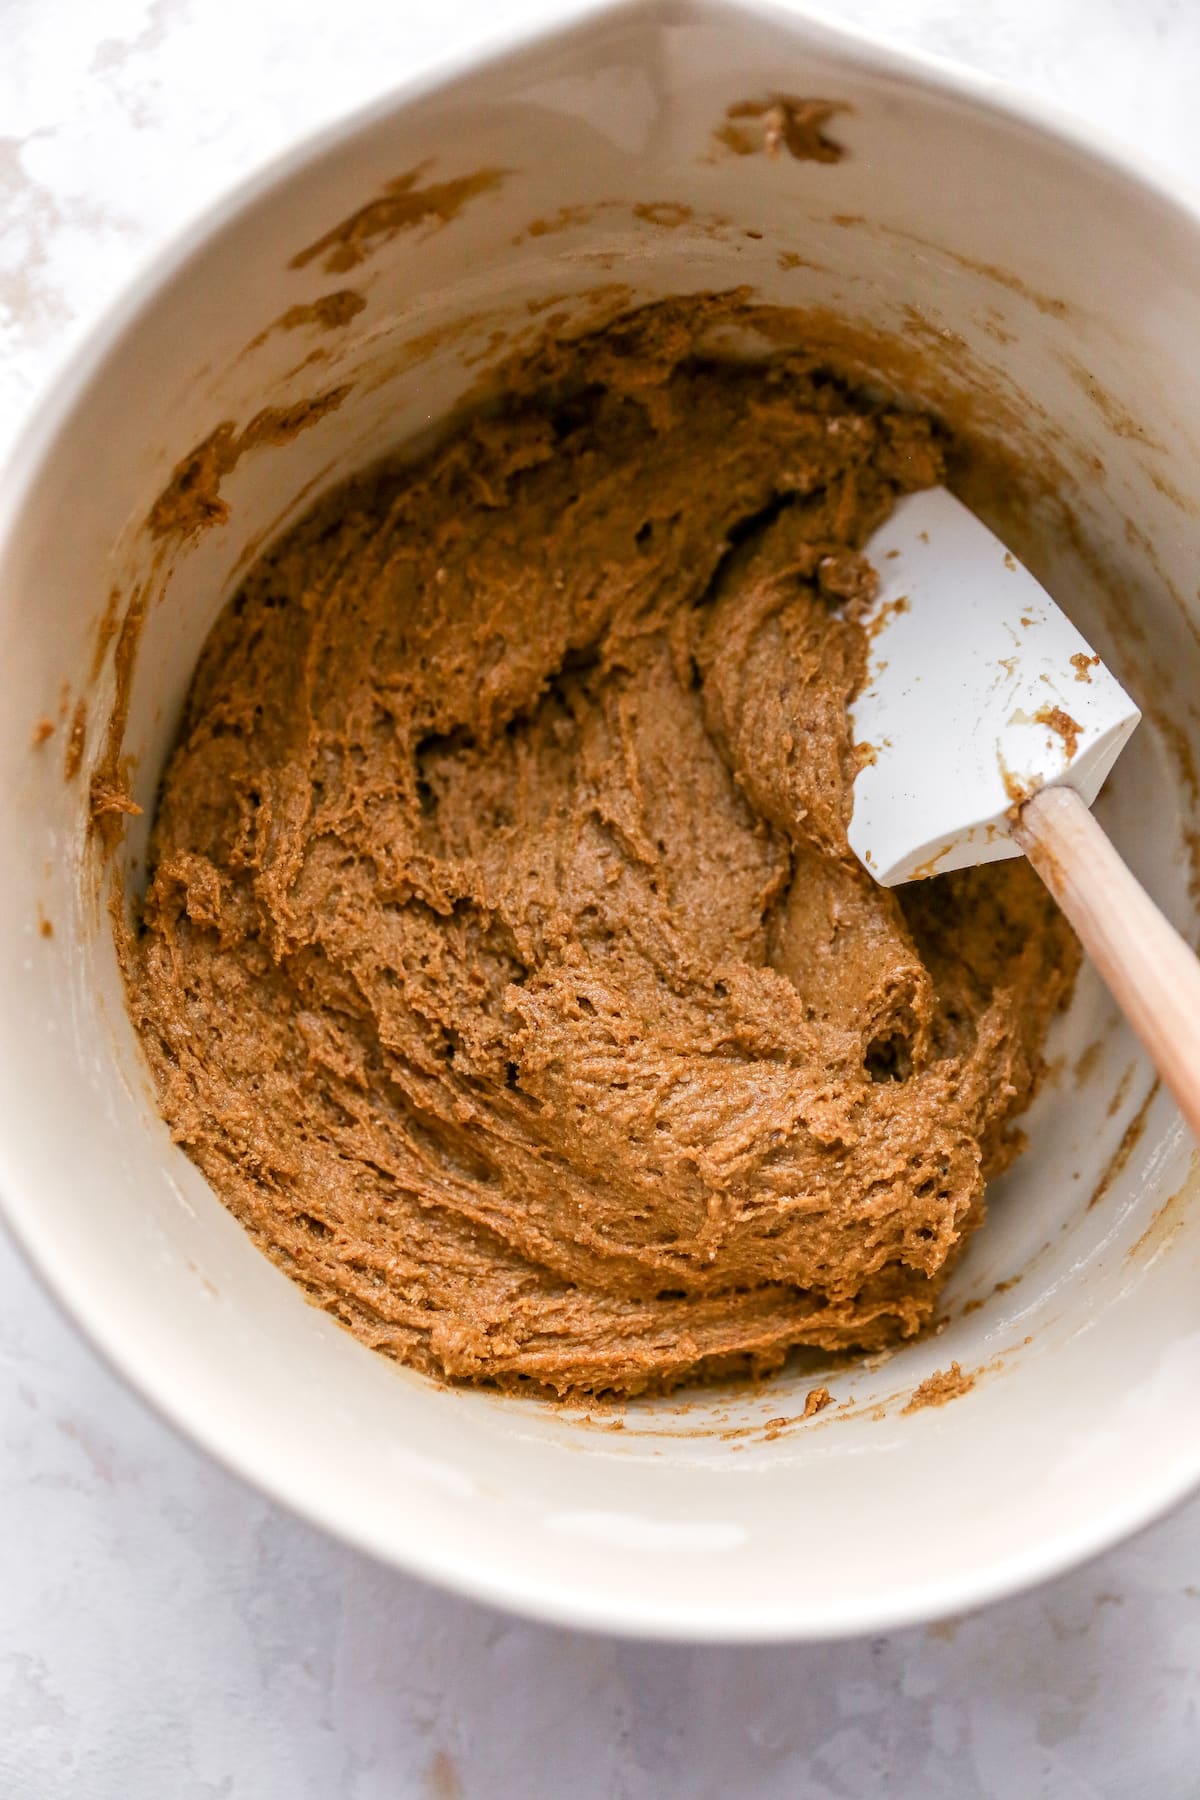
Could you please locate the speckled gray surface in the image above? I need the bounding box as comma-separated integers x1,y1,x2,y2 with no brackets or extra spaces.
3,2,1200,1795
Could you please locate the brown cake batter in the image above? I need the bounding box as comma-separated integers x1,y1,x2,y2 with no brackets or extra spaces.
126,301,1077,1398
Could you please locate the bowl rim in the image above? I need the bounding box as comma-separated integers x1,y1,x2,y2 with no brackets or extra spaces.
2,0,1200,1642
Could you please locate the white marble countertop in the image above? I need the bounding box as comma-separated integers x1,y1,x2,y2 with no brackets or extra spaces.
4,2,1200,1794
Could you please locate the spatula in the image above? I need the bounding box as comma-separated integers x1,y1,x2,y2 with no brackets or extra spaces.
850,487,1200,1138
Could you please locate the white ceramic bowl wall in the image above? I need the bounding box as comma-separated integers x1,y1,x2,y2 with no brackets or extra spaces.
2,0,1199,1639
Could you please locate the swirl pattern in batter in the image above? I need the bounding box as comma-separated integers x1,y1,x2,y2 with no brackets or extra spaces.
126,301,1077,1397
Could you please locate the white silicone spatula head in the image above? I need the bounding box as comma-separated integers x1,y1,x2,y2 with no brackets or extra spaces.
846,488,1200,1147
848,487,1141,886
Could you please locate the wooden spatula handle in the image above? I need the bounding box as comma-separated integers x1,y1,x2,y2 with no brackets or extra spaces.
1015,784,1200,1141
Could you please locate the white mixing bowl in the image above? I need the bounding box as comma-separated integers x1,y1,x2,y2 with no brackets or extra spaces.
2,0,1199,1640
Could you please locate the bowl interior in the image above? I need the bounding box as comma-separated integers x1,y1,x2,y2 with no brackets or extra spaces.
3,0,1200,1637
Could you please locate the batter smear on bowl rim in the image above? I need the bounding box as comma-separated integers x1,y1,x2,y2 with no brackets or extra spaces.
125,299,1077,1399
